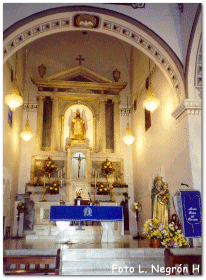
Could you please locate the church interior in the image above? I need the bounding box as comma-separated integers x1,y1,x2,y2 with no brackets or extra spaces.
3,3,202,276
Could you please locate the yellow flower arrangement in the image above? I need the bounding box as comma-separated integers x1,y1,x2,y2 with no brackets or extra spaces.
143,220,188,248
161,222,188,248
143,219,167,240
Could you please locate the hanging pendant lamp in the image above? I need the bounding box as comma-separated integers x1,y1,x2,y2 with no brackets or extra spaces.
123,97,135,146
143,58,160,113
20,118,33,141
5,52,23,111
20,49,33,142
123,122,135,145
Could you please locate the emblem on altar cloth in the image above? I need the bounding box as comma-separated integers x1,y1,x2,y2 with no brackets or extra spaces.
84,207,92,217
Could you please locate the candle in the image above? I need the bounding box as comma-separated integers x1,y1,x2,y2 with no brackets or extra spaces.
44,175,45,187
94,175,96,187
61,175,62,187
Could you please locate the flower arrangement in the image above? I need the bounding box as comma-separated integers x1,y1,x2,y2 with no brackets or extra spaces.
143,219,188,248
46,181,59,195
42,157,57,177
97,182,110,195
161,222,188,248
143,219,166,240
101,159,115,175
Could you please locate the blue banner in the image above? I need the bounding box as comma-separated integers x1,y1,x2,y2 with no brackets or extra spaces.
180,190,202,238
50,206,123,222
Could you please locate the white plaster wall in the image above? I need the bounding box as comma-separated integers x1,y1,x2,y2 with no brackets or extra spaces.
3,57,23,229
131,60,193,234
187,114,201,191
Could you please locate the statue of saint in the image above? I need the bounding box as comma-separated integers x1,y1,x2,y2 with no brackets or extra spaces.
70,110,86,145
151,177,170,226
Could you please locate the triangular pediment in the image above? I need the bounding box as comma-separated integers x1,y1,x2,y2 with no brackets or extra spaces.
47,65,113,84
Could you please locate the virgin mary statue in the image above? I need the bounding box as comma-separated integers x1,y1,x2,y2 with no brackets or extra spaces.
151,177,170,226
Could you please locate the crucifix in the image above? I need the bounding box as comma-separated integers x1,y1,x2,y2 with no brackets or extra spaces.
76,55,85,65
73,154,86,178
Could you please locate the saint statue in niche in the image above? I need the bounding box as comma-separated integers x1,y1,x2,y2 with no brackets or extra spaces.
151,177,170,226
70,110,86,146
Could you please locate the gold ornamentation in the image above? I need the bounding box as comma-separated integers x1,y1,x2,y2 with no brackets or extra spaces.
70,110,86,146
75,14,97,28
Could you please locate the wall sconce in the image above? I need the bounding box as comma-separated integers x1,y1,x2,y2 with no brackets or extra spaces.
143,58,160,113
5,52,23,111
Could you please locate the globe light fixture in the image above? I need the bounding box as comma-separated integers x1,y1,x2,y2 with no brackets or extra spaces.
20,118,33,141
5,52,23,111
143,85,160,113
123,122,135,145
123,96,135,146
143,58,160,113
5,78,23,111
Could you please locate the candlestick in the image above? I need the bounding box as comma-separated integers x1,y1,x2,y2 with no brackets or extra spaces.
94,175,97,202
41,175,47,202
59,173,65,205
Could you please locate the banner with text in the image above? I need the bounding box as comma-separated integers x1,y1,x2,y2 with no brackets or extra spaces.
180,190,202,238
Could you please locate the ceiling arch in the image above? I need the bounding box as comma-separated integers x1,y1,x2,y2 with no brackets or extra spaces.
3,5,186,106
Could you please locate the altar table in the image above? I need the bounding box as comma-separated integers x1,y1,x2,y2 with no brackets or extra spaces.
50,206,123,243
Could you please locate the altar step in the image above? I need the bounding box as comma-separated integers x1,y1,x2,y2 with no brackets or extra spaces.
25,224,132,243
61,248,165,275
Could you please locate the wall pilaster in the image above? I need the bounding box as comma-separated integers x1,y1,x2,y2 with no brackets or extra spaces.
51,97,59,151
113,100,121,154
35,96,44,151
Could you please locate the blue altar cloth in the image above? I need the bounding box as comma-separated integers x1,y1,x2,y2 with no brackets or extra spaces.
50,206,123,222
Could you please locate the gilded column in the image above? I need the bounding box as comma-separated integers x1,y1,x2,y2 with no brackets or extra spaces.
66,147,72,202
51,97,59,151
35,96,44,151
61,115,65,152
93,117,96,152
113,99,121,154
99,99,106,153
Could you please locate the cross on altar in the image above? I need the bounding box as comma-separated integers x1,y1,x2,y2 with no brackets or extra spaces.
76,55,85,65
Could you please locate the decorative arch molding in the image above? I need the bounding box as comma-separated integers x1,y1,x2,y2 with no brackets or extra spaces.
3,5,185,106
185,4,202,100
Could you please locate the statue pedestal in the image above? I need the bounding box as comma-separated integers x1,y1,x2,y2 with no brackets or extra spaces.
66,143,91,202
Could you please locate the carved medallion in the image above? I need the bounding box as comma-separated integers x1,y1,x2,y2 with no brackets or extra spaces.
74,14,99,28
